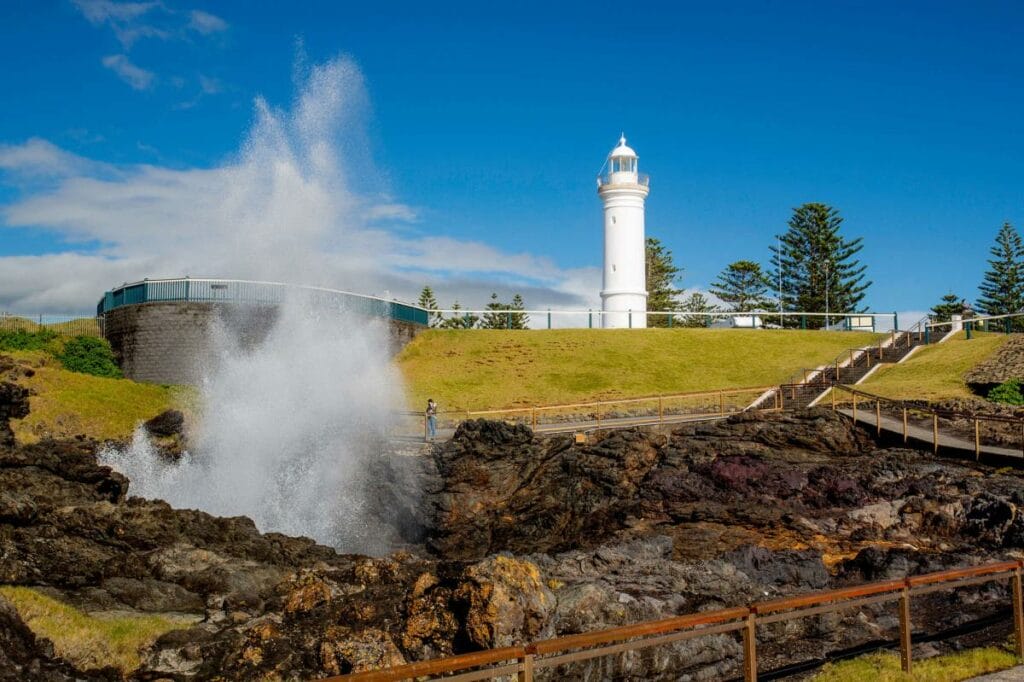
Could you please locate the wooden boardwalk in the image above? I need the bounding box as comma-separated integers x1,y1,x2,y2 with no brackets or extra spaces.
838,408,1024,462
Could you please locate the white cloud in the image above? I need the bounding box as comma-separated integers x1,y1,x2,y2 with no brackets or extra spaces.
73,0,158,25
0,57,595,314
188,10,228,35
102,54,156,90
73,0,169,48
0,138,112,179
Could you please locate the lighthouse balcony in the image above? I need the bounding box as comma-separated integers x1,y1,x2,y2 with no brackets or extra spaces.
597,171,649,188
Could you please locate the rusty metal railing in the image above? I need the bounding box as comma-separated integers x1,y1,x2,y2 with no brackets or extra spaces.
324,560,1024,681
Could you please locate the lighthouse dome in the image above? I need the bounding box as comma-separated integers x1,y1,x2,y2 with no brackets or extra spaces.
608,134,637,159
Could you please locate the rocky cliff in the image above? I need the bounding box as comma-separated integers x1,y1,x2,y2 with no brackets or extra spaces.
2,376,1024,680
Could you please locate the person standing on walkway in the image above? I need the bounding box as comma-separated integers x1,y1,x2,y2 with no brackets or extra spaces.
426,399,438,441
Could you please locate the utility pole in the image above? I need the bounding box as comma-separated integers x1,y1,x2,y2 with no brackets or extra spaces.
823,260,830,330
777,235,783,327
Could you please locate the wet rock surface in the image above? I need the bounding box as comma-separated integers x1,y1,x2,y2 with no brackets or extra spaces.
3,403,1024,679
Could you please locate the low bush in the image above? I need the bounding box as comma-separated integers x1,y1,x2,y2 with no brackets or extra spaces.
57,336,122,378
988,379,1024,405
0,329,58,352
0,331,121,378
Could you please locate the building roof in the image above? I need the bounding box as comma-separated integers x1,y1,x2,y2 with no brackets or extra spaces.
608,134,637,159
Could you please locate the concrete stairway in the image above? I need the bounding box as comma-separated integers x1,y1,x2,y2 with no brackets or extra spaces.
766,330,927,411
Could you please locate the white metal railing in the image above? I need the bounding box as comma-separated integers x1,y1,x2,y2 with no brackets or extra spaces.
596,172,650,188
427,309,898,331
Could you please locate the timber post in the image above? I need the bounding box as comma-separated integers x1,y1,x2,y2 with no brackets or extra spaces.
899,585,913,674
742,611,757,682
1014,568,1024,660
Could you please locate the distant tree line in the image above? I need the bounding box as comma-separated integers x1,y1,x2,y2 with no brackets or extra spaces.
646,202,871,328
929,222,1024,331
417,287,530,329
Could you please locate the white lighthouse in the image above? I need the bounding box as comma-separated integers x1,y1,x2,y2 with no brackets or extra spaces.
598,134,650,328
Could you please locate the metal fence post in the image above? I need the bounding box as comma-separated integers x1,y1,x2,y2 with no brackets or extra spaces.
507,311,511,329
893,310,899,331
628,309,633,329
668,313,673,328
925,327,931,344
547,309,551,330
588,309,592,329
899,586,913,674
801,314,807,329
966,321,972,340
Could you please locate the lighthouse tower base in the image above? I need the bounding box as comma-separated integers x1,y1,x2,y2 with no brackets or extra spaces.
601,292,647,328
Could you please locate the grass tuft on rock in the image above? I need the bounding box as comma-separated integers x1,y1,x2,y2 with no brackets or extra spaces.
857,332,1008,401
0,586,194,674
810,648,1017,681
398,328,882,412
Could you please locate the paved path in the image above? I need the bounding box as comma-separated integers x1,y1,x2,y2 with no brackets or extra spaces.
393,411,742,444
837,408,1024,462
968,667,1024,680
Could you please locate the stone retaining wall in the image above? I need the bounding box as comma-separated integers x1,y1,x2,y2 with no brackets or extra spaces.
103,302,422,384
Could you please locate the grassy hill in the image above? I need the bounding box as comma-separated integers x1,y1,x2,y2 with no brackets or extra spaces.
856,332,1008,401
6,350,182,444
398,328,883,412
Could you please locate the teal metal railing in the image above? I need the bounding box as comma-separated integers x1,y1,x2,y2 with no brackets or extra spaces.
97,278,429,326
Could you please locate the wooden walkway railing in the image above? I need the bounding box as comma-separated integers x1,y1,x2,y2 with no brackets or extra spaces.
394,385,784,440
324,560,1024,681
830,384,1024,460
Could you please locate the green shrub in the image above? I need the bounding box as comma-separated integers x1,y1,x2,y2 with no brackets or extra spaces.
57,336,122,378
0,329,58,352
988,379,1024,405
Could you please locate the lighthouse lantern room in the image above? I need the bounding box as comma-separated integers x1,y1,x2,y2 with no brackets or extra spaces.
597,134,650,328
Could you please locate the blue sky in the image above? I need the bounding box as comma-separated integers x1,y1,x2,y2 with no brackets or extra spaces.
1,0,1022,316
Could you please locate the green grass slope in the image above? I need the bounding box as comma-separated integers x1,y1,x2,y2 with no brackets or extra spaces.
398,328,882,412
857,332,1008,401
0,586,196,674
6,350,184,444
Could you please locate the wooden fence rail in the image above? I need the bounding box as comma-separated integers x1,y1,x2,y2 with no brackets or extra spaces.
324,560,1024,682
828,384,1024,460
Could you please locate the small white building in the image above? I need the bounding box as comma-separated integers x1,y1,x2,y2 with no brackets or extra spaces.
598,135,650,328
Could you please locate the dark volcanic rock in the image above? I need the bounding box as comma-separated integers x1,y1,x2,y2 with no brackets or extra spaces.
965,335,1024,392
428,420,662,558
5,401,1024,680
0,380,29,447
143,409,185,437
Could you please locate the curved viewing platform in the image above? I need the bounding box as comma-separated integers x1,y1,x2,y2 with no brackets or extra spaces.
96,277,429,326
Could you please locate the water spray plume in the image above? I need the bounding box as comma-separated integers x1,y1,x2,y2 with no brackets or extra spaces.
100,57,409,554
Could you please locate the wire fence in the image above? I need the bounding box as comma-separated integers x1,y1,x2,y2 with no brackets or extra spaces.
0,313,102,337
